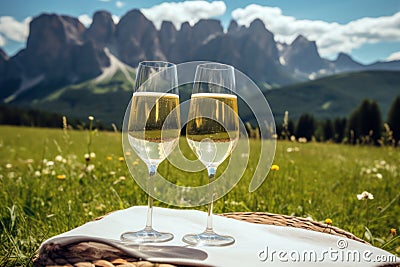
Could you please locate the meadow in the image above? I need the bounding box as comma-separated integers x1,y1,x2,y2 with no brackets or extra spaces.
0,125,399,266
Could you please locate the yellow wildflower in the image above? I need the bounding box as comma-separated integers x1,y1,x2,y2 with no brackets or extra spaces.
132,160,140,166
325,218,332,225
57,174,66,180
118,157,124,162
106,156,112,161
271,164,280,171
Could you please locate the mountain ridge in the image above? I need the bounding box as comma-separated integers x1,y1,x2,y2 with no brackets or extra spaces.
1,9,399,104
0,9,399,127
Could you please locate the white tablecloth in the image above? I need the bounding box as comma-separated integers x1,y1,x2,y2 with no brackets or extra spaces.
42,206,399,266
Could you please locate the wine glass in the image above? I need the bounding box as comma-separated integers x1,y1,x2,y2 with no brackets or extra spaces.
183,62,239,246
120,61,180,243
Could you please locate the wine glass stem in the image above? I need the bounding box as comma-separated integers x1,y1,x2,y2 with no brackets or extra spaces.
145,164,157,231
206,167,216,233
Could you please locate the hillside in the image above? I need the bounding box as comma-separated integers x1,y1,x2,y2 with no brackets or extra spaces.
12,69,135,126
6,70,400,127
265,71,400,123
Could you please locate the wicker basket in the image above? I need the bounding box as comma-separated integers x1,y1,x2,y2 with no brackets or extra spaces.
33,211,373,267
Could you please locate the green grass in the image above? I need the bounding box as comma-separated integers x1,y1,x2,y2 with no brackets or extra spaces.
0,125,399,265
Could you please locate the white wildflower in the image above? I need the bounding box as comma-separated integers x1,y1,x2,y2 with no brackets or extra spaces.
55,155,63,162
86,164,95,172
88,116,94,121
357,191,374,200
286,147,299,153
298,137,307,143
46,161,54,167
34,171,41,177
90,152,96,158
376,173,383,179
5,163,12,169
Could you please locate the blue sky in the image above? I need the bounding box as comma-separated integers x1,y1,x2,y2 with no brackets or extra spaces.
0,0,399,64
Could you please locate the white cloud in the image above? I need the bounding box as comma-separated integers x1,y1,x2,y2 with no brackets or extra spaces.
0,16,31,45
0,34,5,47
116,1,125,8
141,1,226,30
78,14,92,27
112,15,120,24
231,5,400,57
99,0,111,2
387,51,400,61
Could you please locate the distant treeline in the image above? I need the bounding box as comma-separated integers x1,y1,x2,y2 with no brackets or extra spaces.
275,96,400,146
0,105,112,130
1,96,400,147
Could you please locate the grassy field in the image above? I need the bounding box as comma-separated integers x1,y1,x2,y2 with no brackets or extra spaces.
0,125,399,265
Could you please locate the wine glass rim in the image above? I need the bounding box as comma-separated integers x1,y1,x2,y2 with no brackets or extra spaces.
197,62,234,71
138,61,176,69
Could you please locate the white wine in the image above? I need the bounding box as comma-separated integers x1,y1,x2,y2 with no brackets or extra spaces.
128,92,180,166
186,93,239,168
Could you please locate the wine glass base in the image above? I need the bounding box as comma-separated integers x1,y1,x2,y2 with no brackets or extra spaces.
182,231,235,246
120,228,174,243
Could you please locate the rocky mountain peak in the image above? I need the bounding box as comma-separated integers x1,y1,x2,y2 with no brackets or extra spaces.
180,22,191,32
160,21,177,33
116,9,155,37
192,19,223,34
159,21,177,58
115,9,164,66
0,48,8,62
335,52,358,65
27,14,85,51
245,19,276,47
334,52,363,71
284,34,326,73
291,34,309,45
227,20,239,34
249,19,266,30
86,11,115,46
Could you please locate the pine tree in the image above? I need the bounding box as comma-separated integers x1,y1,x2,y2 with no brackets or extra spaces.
333,118,347,143
387,96,400,146
347,99,382,145
322,119,334,141
296,114,316,141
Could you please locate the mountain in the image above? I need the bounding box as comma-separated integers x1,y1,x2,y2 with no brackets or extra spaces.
1,13,111,103
6,68,398,127
281,35,329,75
0,9,399,125
333,52,364,72
263,70,400,123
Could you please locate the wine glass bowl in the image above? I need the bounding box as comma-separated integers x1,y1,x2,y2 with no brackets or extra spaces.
183,62,239,246
121,61,180,243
